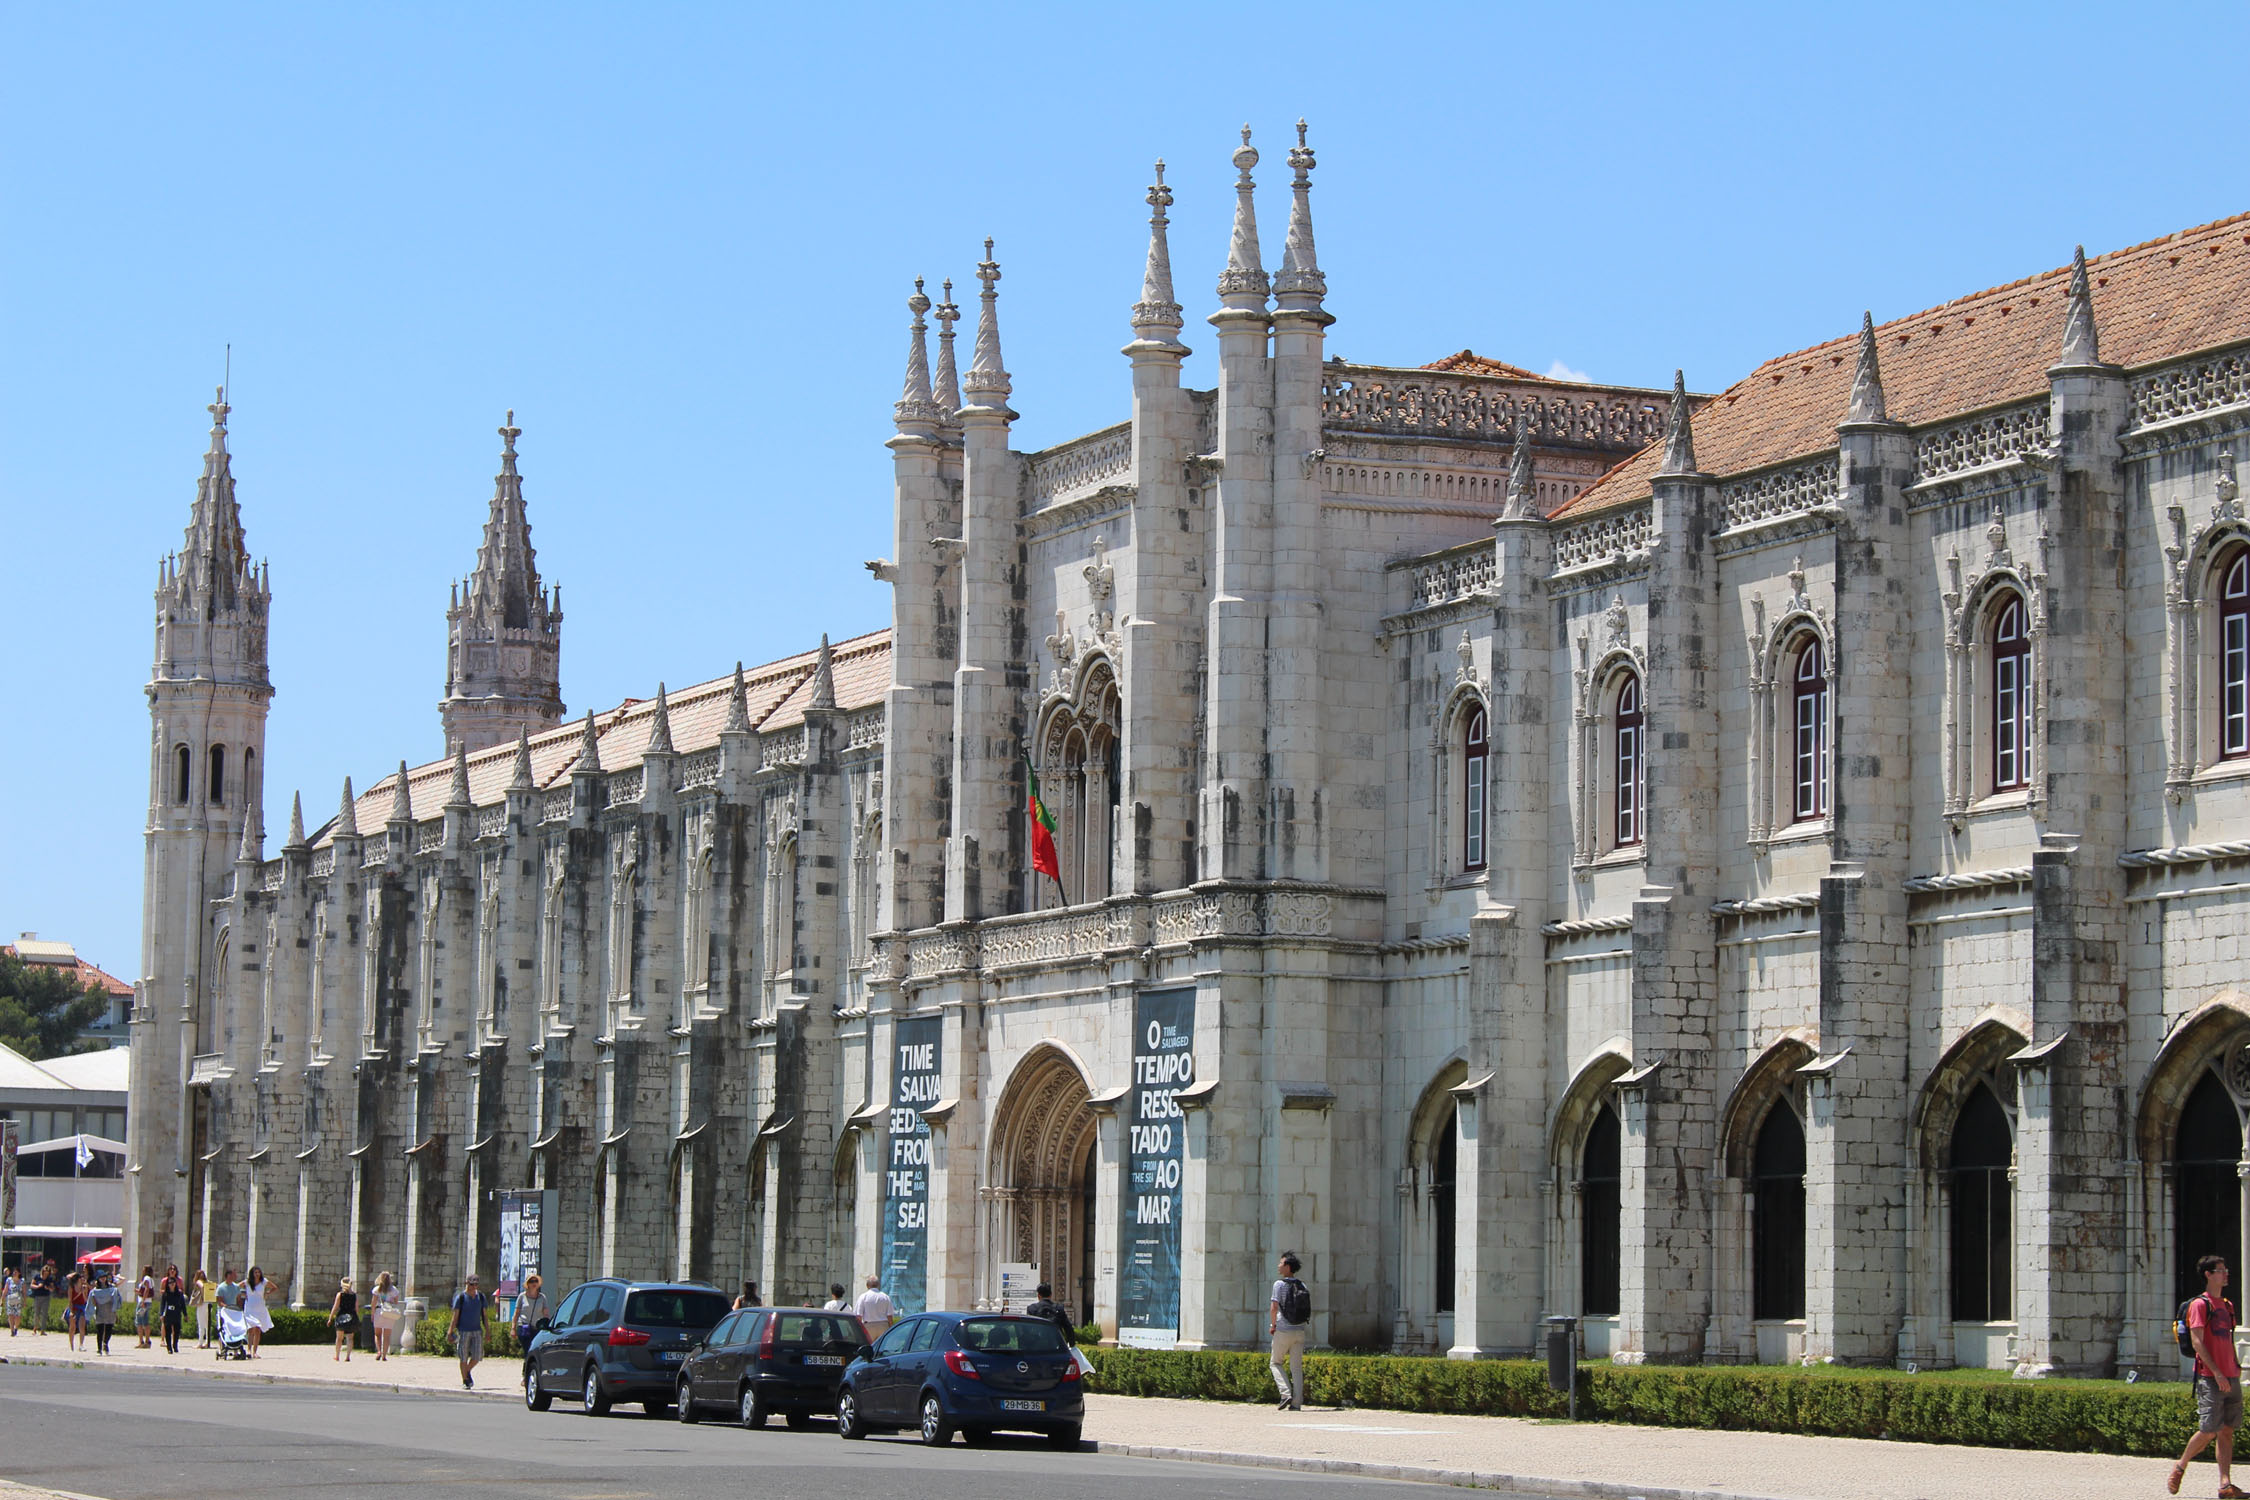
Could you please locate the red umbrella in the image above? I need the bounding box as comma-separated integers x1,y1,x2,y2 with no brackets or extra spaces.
76,1246,121,1265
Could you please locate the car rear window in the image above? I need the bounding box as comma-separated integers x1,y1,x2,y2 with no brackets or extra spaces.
771,1314,860,1345
955,1317,1069,1353
624,1290,731,1329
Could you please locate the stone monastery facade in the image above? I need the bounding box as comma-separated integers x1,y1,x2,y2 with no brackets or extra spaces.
131,124,2250,1375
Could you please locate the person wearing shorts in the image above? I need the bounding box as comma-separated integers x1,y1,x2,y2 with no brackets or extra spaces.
2173,1253,2247,1497
450,1274,489,1390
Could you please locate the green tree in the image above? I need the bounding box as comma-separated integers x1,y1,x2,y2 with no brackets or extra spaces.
0,955,109,1060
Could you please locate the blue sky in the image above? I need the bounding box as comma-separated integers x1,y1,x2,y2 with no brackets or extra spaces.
3,1,2242,976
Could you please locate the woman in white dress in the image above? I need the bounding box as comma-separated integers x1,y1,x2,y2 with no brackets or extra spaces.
369,1271,404,1361
243,1266,276,1358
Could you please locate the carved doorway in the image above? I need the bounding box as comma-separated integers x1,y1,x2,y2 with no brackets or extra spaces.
987,1049,1097,1314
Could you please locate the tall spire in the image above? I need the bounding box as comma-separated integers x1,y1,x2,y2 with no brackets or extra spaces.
964,240,1010,401
932,279,962,417
894,279,942,431
1273,119,1325,305
2058,244,2102,366
336,776,359,839
446,741,473,807
442,410,564,754
572,710,602,775
1129,160,1186,346
724,662,751,733
1217,126,1269,302
809,635,836,710
646,683,675,754
237,798,263,864
284,791,306,851
179,385,251,608
1501,410,1537,520
1656,370,1699,476
510,728,535,791
388,761,415,825
1845,311,1888,425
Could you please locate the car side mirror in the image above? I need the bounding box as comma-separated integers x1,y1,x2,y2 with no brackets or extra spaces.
535,1318,553,1333
854,1343,875,1363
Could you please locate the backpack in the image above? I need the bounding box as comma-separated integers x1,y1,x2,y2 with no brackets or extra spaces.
2178,1295,2216,1360
1278,1277,1312,1325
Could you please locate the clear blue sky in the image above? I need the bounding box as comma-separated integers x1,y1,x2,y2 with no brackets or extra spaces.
3,1,2241,977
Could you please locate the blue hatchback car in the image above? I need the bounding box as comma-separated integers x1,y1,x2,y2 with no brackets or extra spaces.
836,1311,1084,1448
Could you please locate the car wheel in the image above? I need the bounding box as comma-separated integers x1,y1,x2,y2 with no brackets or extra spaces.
785,1410,812,1431
960,1425,993,1447
1046,1424,1082,1451
919,1393,953,1446
582,1365,612,1417
739,1385,767,1429
836,1389,867,1441
676,1380,699,1423
524,1370,552,1412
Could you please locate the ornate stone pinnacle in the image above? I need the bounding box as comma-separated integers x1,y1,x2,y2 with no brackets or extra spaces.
284,791,306,851
573,710,602,775
511,728,536,790
977,237,1000,291
1289,118,1314,180
809,634,837,711
1274,117,1325,303
1218,126,1269,302
965,239,1011,399
646,682,675,755
389,760,415,824
1657,370,1699,477
2059,243,2102,366
447,741,473,807
500,409,520,455
724,661,751,734
1501,410,1536,520
933,279,962,417
336,776,359,838
1131,158,1185,341
208,385,229,431
894,276,941,429
1845,310,1888,425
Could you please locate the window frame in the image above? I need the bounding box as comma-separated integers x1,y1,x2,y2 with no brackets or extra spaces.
1613,674,1644,849
1751,1101,1807,1322
2222,549,2250,761
1580,1100,1622,1317
208,744,226,807
1462,706,1488,872
1791,638,1828,822
1991,597,2032,793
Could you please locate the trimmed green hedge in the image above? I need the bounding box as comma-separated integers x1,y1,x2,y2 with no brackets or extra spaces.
1084,1349,2197,1458
408,1308,520,1361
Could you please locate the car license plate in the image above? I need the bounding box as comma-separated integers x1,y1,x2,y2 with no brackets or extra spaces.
998,1399,1044,1412
802,1354,842,1366
657,1351,684,1363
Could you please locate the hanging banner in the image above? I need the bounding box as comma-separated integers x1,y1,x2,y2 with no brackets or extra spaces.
1,1118,16,1233
1120,986,1194,1348
880,1015,942,1316
496,1189,556,1300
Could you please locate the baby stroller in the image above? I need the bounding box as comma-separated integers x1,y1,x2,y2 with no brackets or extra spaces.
215,1306,251,1360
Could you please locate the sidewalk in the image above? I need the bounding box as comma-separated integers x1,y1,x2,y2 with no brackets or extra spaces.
0,1333,2212,1500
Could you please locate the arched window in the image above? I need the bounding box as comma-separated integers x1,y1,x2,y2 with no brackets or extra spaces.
1614,674,1643,848
1992,597,2032,792
174,745,192,806
1948,1083,2012,1323
1752,1103,1806,1320
1462,707,1488,871
1792,639,1828,821
1581,1101,1621,1316
2222,549,2250,760
2177,1072,2242,1305
1431,1114,1458,1315
208,744,227,807
243,747,255,806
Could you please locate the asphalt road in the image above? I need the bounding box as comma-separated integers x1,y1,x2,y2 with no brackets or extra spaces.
0,1365,1453,1500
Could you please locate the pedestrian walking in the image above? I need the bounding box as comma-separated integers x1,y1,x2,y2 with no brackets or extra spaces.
194,1268,216,1347
160,1268,187,1354
89,1272,121,1355
450,1273,490,1389
512,1274,550,1349
329,1278,358,1362
134,1265,156,1348
1024,1283,1076,1343
854,1275,895,1342
1268,1252,1311,1412
215,1268,245,1318
733,1280,762,1311
31,1261,54,1336
822,1282,849,1313
369,1271,403,1361
3,1267,21,1336
2173,1252,2248,1497
243,1267,274,1358
64,1271,88,1351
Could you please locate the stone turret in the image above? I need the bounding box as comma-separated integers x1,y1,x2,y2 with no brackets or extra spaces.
440,412,564,754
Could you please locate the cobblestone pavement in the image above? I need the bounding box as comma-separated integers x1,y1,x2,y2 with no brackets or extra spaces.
0,1336,2215,1499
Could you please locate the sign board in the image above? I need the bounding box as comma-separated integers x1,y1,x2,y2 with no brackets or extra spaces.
1120,986,1194,1348
998,1262,1040,1313
496,1188,556,1300
1,1119,15,1233
880,1015,942,1316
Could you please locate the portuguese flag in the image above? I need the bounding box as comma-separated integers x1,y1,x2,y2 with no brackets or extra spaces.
1026,755,1062,892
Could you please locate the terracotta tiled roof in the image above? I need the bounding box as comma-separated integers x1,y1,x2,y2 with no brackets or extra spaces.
1554,210,2250,521
1422,349,1551,380
319,630,891,839
0,948,132,999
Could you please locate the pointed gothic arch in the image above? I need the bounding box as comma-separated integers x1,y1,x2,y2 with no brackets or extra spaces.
986,1044,1099,1319
1551,1044,1632,1320
1401,1057,1469,1345
1035,654,1121,908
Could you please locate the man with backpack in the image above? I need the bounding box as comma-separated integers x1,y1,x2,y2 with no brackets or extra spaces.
1268,1252,1311,1412
1024,1283,1076,1343
2173,1253,2247,1497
